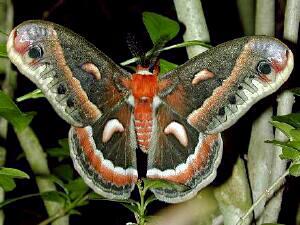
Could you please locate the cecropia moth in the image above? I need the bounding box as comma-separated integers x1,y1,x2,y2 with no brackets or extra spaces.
7,20,294,203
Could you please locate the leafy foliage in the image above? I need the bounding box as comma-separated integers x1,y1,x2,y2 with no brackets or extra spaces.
0,43,7,58
0,90,35,131
268,114,300,177
0,167,29,191
143,12,179,44
16,89,45,102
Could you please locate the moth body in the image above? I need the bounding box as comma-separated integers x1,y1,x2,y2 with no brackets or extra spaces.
131,65,159,152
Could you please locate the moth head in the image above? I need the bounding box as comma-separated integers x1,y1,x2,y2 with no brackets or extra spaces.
7,21,56,81
246,37,293,87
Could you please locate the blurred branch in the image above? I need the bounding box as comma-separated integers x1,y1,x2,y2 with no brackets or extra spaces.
237,169,289,225
247,107,274,220
149,188,220,225
0,146,6,225
15,127,69,225
247,0,276,223
0,0,14,224
255,0,275,36
236,0,255,35
214,158,252,225
261,0,299,221
262,91,295,223
173,0,210,57
283,0,300,43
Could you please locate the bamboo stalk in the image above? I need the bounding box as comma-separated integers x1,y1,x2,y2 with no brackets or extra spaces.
255,0,275,36
173,0,210,57
261,0,299,221
283,0,300,43
15,127,69,225
247,0,276,223
261,91,295,223
236,0,255,35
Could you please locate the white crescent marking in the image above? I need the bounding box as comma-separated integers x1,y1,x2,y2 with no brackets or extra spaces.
102,119,125,143
164,121,188,147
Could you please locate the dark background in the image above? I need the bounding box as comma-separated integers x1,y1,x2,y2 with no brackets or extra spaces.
3,0,299,224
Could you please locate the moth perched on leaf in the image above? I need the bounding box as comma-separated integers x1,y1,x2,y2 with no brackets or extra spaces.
7,20,294,203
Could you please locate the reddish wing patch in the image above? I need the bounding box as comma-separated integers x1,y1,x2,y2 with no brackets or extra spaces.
147,133,219,184
75,127,137,186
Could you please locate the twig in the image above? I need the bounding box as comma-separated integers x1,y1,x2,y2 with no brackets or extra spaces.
173,0,210,57
236,169,289,225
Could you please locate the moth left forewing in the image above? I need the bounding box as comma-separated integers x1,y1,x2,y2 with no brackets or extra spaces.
159,36,293,134
7,20,130,127
147,101,223,203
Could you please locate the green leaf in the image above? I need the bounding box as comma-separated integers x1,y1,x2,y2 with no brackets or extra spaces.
66,178,89,200
270,121,294,139
159,59,177,75
143,178,188,192
46,138,70,160
69,209,82,216
143,12,180,44
46,175,69,194
41,191,68,204
16,89,45,102
0,176,16,191
289,129,300,141
290,88,300,97
121,202,139,214
287,141,300,150
53,164,74,182
0,43,7,58
0,167,29,179
144,194,157,208
272,113,300,129
289,164,300,177
0,91,35,131
280,147,300,161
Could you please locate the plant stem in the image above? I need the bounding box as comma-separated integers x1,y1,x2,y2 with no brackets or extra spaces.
247,107,274,220
173,0,210,57
38,193,89,225
236,0,254,35
283,0,300,43
255,0,275,36
15,127,69,225
262,91,295,223
236,169,289,225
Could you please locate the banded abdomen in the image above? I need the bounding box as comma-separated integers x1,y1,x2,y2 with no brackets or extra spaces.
134,99,153,152
131,69,158,153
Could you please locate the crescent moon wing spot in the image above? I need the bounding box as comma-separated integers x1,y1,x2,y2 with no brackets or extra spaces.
164,121,188,147
102,119,125,143
192,69,215,85
81,63,101,80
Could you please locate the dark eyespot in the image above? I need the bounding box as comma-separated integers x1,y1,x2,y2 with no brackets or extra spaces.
257,60,272,74
67,97,74,107
57,84,66,95
28,45,43,59
218,107,225,116
228,95,236,104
